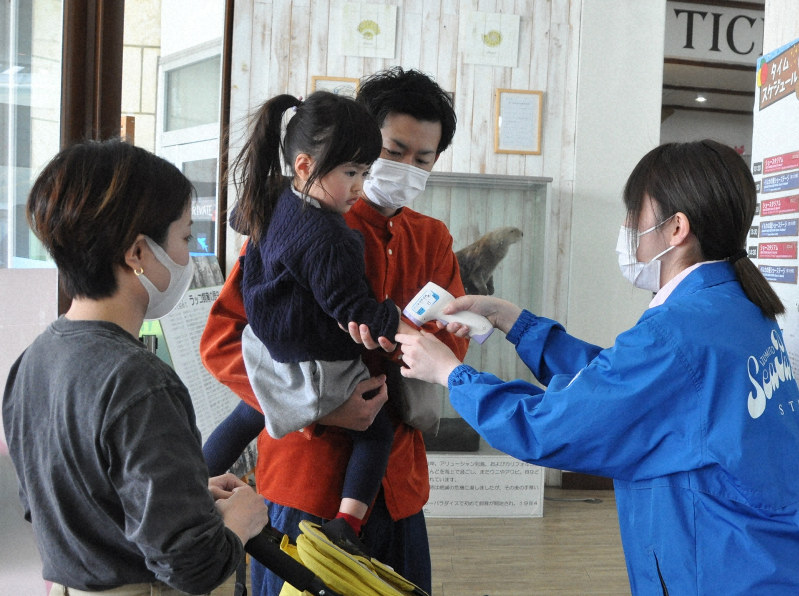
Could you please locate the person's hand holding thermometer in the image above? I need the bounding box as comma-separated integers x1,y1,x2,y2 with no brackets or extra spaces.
402,281,494,343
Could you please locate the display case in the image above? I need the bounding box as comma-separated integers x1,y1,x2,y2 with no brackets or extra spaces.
413,171,552,453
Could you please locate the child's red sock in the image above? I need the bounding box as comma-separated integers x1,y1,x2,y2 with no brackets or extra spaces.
335,511,363,534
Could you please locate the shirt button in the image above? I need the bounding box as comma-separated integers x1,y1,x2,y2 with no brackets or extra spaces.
389,221,393,227
388,249,393,255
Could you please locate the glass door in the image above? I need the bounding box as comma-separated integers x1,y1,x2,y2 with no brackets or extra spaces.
1,0,63,269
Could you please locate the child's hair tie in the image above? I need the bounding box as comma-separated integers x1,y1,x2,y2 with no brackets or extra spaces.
293,96,304,112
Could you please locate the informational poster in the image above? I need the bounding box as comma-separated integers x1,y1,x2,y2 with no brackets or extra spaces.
159,285,257,476
495,89,543,155
751,37,799,368
160,287,230,440
424,454,544,518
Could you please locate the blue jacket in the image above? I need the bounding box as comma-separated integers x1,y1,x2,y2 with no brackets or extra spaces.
448,262,799,595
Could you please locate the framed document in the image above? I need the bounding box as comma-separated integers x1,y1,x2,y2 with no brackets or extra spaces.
494,89,543,155
312,76,359,98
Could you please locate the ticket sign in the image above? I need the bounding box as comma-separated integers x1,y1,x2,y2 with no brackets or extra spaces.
759,265,799,284
761,219,799,238
762,172,799,194
763,151,799,174
761,195,799,216
759,241,798,259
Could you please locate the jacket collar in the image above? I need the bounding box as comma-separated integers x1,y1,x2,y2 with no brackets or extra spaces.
659,260,736,305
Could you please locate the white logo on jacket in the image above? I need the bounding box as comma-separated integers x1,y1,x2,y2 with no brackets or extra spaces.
748,330,795,419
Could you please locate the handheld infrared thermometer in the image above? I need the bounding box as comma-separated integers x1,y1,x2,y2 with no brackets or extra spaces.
403,282,494,343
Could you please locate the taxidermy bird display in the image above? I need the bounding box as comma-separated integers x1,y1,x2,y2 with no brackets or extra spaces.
455,226,524,295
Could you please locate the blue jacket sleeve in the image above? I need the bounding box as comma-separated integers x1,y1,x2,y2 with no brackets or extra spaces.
507,310,602,384
448,311,704,481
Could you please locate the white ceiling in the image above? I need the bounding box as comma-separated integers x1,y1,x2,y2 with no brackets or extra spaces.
662,61,756,115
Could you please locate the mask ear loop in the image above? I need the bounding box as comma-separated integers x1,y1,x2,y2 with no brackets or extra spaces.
627,212,675,261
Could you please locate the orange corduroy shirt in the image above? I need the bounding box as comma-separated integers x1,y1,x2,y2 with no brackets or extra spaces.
200,198,469,521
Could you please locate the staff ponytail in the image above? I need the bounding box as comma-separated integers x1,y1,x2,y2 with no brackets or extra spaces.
731,250,785,319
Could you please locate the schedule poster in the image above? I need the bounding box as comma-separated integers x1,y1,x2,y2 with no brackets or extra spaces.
751,37,799,368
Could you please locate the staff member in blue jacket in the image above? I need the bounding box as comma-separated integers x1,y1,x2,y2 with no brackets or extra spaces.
394,140,799,595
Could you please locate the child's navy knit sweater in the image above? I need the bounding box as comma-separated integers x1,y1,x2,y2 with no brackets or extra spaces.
241,186,399,363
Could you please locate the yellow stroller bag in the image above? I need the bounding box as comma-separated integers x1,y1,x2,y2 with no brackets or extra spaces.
278,520,429,596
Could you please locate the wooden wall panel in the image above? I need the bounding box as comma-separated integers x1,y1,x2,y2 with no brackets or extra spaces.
227,0,586,451
232,0,578,182
227,0,578,322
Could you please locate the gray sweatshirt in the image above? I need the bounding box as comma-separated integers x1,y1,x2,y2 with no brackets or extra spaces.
2,317,242,593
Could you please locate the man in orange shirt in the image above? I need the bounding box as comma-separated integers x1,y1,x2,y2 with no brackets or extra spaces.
200,67,468,595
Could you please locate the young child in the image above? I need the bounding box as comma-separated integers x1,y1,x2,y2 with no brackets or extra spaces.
207,91,414,556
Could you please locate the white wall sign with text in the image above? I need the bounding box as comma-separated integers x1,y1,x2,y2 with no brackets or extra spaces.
664,1,763,66
335,3,397,59
459,10,520,68
424,453,544,518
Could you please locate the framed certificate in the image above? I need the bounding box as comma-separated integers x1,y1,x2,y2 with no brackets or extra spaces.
494,89,543,155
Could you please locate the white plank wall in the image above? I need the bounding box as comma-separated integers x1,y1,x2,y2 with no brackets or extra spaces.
228,0,581,325
230,1,579,179
225,3,670,486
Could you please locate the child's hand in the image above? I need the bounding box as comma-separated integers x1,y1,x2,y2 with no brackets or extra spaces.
345,321,398,351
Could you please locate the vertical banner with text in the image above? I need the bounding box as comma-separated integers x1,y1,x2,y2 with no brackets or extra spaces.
751,37,799,368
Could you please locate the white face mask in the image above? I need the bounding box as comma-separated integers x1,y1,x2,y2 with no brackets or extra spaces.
136,236,194,319
616,216,675,292
362,158,431,210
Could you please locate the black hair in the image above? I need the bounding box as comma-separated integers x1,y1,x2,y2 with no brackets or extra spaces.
231,91,382,243
26,139,193,300
623,139,784,319
357,67,456,155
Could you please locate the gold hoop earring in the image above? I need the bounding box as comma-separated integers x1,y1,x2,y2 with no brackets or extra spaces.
134,267,144,276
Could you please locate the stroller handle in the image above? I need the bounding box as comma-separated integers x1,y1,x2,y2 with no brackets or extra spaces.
245,527,343,596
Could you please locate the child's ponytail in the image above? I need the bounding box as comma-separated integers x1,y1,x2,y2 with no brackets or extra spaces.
232,94,301,243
